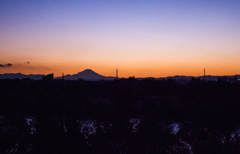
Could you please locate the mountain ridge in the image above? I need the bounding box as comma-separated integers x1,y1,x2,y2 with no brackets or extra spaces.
0,73,45,80
0,69,240,81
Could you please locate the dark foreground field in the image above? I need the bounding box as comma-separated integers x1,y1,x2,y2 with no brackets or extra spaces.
0,78,240,153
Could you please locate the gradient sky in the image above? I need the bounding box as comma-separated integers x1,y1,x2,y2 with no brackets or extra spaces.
1,0,240,77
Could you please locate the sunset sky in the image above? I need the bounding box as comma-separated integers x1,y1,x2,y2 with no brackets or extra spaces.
1,0,240,77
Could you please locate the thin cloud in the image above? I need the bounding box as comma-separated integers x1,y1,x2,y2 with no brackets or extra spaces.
1,62,30,67
6,63,12,67
0,63,13,67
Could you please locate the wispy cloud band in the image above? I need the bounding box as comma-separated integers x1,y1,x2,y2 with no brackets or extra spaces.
0,63,12,67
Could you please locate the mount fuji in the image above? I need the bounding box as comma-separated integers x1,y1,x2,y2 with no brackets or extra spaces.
56,69,115,81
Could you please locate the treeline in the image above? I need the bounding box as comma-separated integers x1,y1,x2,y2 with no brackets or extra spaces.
1,78,240,119
0,78,240,153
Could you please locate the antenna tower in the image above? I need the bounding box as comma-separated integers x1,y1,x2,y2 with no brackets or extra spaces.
204,68,205,78
116,69,118,79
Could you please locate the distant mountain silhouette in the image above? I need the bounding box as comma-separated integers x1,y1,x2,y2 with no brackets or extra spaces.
56,69,115,81
0,70,239,81
164,75,240,81
0,73,45,80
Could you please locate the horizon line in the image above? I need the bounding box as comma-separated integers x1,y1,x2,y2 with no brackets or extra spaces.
1,71,240,79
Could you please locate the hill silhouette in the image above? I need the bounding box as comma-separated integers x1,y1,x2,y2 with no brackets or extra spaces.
0,73,44,80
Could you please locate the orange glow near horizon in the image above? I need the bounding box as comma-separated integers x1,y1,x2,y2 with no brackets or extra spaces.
1,59,240,78
1,45,240,78
1,39,240,78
